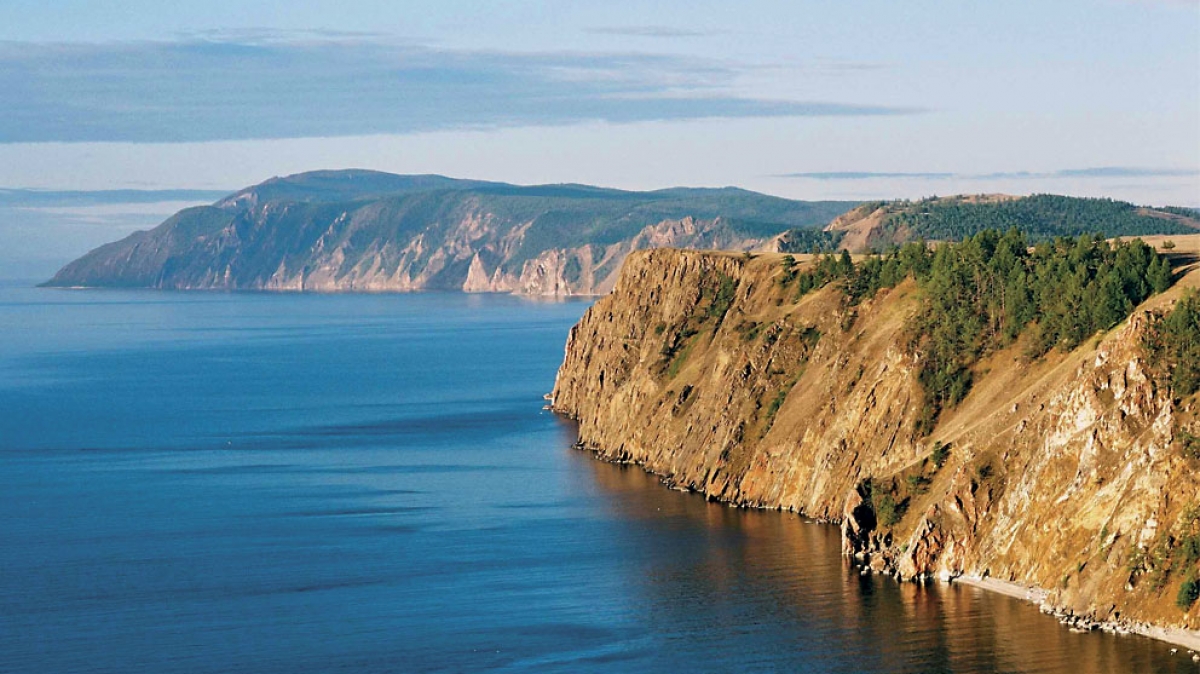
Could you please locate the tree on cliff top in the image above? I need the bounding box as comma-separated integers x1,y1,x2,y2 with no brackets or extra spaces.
785,228,1176,433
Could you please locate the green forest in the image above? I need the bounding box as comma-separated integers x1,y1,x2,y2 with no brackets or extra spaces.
783,228,1179,431
883,195,1198,243
1144,290,1200,400
774,229,845,254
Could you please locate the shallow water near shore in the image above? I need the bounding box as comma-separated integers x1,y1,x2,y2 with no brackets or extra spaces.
0,282,1194,673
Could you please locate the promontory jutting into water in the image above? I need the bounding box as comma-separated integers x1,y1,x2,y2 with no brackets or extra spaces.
0,285,1193,673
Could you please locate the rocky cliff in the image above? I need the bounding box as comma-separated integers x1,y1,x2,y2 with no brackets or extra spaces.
551,240,1200,637
43,170,855,295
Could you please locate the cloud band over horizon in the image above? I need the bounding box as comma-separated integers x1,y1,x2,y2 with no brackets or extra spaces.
0,37,918,144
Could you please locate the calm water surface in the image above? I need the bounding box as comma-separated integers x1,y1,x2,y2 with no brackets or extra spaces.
0,283,1193,673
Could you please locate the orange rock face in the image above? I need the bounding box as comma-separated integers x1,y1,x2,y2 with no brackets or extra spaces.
552,247,1200,633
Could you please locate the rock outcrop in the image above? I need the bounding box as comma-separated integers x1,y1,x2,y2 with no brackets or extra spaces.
551,245,1200,635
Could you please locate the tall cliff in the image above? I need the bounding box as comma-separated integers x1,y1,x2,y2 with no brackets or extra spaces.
551,239,1200,636
42,170,855,295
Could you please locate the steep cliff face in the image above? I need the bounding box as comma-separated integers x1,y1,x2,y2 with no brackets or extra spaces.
43,170,855,296
551,245,1200,634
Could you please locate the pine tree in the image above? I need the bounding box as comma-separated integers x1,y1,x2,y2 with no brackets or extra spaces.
1149,256,1173,294
837,249,854,277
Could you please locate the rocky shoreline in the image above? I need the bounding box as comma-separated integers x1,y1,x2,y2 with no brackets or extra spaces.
570,435,1200,653
959,576,1200,654
550,247,1200,652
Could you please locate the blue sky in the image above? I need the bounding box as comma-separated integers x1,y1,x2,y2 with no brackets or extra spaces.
0,0,1197,277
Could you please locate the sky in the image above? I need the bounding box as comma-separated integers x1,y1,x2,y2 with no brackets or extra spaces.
0,0,1197,278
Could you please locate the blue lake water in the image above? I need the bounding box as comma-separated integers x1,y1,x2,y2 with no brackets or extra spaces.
0,283,1193,673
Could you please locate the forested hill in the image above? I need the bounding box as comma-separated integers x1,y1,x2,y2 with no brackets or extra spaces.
44,170,856,295
782,229,1181,428
782,194,1200,253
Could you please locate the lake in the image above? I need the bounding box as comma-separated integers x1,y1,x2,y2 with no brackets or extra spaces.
0,284,1191,673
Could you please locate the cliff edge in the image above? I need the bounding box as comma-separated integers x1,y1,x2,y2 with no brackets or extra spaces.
551,237,1200,641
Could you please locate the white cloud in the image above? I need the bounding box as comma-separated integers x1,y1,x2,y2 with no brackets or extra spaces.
0,36,917,144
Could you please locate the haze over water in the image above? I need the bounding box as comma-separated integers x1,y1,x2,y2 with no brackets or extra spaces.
0,284,1191,673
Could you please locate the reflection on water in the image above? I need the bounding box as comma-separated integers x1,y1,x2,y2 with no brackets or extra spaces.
579,457,1194,673
0,284,1193,673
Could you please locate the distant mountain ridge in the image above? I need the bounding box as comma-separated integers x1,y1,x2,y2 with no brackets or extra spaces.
775,193,1200,253
45,174,1200,294
44,170,857,295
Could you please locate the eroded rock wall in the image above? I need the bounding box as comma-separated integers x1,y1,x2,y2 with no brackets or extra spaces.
551,247,1200,631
